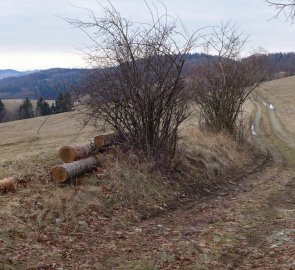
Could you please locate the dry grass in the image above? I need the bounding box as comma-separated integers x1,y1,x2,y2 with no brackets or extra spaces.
0,111,97,168
82,151,176,218
257,75,295,134
0,105,260,269
175,126,254,190
0,112,256,226
0,111,101,230
64,123,255,220
37,186,106,228
1,77,294,268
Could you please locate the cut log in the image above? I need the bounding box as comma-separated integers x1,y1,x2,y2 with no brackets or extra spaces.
59,143,95,163
0,177,17,192
94,133,120,148
52,157,100,183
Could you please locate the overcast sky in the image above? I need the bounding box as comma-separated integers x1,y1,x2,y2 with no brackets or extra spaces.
0,0,294,71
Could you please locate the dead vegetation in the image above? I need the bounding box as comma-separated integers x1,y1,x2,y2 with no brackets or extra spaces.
191,21,267,135
0,63,264,268
257,75,295,134
0,119,257,223
0,120,262,269
0,4,274,269
175,127,255,188
48,121,257,219
70,3,199,162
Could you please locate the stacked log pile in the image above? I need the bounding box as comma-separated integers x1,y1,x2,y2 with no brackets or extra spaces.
51,133,120,183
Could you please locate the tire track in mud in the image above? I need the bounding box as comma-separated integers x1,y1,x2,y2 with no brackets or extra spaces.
254,92,295,168
260,98,295,148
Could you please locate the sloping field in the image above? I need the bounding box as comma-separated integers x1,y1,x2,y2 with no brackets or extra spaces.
0,112,97,177
257,75,295,134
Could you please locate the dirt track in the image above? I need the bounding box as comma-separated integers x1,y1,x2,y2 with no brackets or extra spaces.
94,95,295,269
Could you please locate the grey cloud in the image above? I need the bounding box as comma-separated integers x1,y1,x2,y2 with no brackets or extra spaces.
0,0,294,69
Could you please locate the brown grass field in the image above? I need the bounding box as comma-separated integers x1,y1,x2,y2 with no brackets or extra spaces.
257,75,295,134
0,111,97,174
1,76,295,269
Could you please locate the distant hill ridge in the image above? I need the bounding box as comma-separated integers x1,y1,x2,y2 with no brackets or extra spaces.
0,69,37,80
0,52,294,99
0,68,88,99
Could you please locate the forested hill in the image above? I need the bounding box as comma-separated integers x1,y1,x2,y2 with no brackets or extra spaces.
184,52,295,75
0,68,88,99
266,52,295,74
0,52,294,99
0,69,36,80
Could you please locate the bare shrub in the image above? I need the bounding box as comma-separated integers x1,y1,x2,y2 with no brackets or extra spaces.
69,3,198,162
191,21,267,135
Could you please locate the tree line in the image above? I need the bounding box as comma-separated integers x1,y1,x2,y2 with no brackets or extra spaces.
0,92,72,123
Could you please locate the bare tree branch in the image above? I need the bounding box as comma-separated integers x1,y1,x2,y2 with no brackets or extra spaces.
70,2,199,162
266,0,295,22
191,21,268,135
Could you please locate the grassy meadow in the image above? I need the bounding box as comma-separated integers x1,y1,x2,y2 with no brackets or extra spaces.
257,75,295,134
0,111,97,178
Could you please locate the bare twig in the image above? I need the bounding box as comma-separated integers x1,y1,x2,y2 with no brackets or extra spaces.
69,2,199,162
191,21,268,135
266,0,295,22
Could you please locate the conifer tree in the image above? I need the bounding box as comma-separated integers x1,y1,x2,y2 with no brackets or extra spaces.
0,99,6,122
18,98,34,119
53,93,73,113
36,97,52,116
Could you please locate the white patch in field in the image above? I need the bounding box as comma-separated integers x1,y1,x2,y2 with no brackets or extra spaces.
251,124,257,136
269,104,274,110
